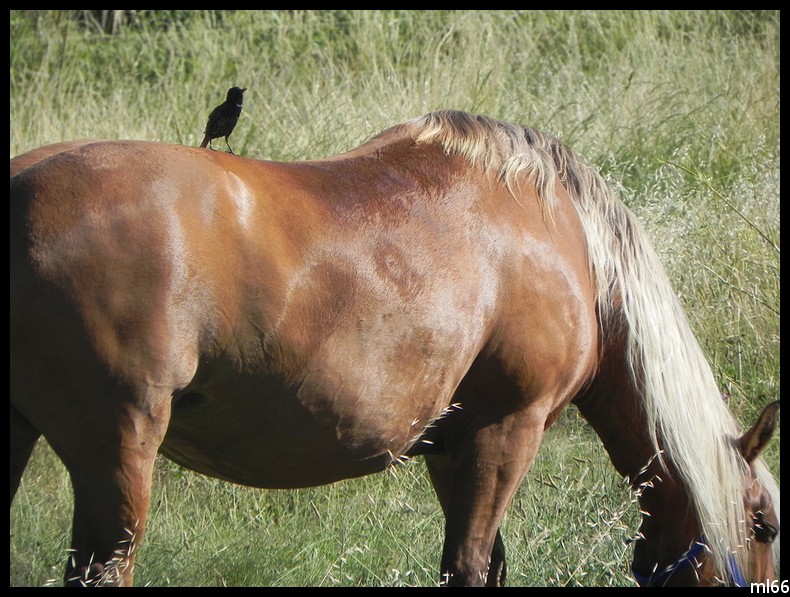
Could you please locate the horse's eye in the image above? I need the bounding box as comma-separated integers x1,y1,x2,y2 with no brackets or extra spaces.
753,511,779,543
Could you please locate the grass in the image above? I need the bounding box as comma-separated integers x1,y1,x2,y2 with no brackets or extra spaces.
11,410,640,587
9,10,779,586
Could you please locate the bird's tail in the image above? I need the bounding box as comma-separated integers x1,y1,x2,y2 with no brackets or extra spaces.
199,136,210,148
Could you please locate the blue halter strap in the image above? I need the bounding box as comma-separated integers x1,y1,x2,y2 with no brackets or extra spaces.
631,536,747,587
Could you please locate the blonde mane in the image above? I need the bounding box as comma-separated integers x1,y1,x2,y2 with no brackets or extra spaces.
404,109,780,583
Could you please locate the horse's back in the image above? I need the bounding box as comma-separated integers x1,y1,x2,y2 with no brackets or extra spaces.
10,140,105,178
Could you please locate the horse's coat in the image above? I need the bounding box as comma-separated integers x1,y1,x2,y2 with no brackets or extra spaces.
10,111,779,586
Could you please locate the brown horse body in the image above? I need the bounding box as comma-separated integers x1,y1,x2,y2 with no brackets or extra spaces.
10,112,779,586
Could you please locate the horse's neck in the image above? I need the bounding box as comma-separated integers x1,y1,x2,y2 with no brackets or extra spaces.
573,338,701,571
573,334,659,478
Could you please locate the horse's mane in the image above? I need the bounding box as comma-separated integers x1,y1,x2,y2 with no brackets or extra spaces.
403,109,780,582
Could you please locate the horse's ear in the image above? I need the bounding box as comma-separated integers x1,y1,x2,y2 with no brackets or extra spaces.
738,401,780,464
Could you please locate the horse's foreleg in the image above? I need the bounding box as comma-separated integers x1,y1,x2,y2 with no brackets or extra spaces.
489,532,507,587
428,412,545,587
61,393,171,587
425,454,508,586
10,403,41,507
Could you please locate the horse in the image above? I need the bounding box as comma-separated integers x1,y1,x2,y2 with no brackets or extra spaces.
10,110,779,586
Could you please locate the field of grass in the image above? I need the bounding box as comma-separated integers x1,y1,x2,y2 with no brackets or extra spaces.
10,10,779,586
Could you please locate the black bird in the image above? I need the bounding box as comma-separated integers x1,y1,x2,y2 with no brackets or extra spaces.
200,86,246,154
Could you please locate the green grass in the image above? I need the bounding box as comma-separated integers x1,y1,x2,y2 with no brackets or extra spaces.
10,10,779,587
11,410,641,587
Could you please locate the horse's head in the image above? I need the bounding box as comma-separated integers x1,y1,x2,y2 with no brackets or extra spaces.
736,401,780,586
632,401,780,587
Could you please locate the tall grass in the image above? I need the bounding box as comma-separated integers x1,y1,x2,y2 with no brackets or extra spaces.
11,411,639,587
10,10,779,586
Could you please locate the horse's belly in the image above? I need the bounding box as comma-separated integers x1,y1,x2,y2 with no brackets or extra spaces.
160,299,475,487
160,380,436,488
159,432,390,489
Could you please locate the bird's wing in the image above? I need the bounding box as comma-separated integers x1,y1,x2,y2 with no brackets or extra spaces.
204,104,223,132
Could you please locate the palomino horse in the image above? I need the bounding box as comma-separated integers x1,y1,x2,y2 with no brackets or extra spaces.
10,111,779,586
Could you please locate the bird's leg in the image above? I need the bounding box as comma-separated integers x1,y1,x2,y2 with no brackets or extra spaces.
225,137,235,154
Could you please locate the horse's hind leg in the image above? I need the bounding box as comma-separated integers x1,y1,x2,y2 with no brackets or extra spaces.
10,403,41,507
51,385,172,586
425,454,507,586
